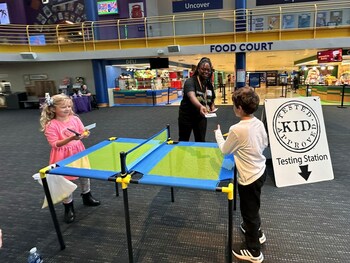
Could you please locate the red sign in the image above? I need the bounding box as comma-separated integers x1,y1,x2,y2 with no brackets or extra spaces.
317,49,343,63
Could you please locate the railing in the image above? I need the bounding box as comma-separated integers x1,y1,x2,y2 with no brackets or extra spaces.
0,1,349,52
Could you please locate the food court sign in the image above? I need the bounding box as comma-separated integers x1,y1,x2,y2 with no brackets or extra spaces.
210,42,274,53
265,97,334,187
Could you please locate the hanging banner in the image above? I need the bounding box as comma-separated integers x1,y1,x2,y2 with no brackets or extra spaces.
172,0,223,13
264,97,334,187
256,0,327,6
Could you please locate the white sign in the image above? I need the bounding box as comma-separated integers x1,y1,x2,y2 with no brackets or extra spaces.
236,69,246,83
265,97,334,187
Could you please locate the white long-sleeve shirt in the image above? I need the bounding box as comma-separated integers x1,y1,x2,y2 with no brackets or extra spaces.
215,117,268,185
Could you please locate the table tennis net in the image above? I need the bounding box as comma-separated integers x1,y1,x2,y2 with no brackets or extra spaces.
124,127,169,171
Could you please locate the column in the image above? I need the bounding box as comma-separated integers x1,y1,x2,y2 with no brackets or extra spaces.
84,0,100,40
85,1,107,106
92,60,109,107
235,0,247,89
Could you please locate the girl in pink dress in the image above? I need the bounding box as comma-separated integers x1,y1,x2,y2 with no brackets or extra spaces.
40,94,100,224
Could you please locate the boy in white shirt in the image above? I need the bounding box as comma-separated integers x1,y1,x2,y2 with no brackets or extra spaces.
215,86,268,263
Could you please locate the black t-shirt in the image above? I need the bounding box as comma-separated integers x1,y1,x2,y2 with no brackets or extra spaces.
81,87,91,95
179,76,216,116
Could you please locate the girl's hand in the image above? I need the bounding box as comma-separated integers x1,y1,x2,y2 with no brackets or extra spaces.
75,134,81,140
214,124,221,132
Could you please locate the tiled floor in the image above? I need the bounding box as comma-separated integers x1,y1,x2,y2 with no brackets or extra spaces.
1,102,350,263
172,85,303,106
213,86,349,106
215,86,300,106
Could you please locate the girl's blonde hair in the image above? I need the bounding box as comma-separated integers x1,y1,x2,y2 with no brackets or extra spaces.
40,94,74,131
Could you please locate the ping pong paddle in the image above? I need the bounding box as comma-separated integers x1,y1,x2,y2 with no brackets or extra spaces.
84,123,96,130
67,128,80,136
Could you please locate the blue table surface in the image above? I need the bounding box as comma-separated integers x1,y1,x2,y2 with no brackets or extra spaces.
48,138,235,191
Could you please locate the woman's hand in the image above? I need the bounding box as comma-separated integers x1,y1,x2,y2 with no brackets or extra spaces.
199,105,208,116
210,102,215,111
187,91,208,116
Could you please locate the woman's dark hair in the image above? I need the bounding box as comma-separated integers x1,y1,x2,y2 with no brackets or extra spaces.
193,57,214,79
232,86,260,115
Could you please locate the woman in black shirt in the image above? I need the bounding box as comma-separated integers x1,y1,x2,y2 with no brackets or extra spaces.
178,57,216,142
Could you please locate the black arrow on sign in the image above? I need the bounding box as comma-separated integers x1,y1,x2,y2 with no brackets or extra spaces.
298,165,311,181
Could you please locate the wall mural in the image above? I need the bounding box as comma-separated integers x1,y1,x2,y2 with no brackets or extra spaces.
0,3,10,24
29,0,86,25
129,2,144,18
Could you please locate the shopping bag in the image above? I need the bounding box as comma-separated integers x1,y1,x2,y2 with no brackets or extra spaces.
33,173,77,208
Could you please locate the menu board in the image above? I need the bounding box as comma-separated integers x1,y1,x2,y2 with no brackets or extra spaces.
317,49,343,63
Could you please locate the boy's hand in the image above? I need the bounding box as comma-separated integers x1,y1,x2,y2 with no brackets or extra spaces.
214,124,221,132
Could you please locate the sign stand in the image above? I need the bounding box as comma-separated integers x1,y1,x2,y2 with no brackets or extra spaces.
337,84,347,108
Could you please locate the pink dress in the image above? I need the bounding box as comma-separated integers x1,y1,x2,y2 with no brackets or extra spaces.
45,115,86,180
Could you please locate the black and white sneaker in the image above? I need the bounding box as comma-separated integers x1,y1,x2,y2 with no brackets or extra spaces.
232,245,264,263
240,222,266,244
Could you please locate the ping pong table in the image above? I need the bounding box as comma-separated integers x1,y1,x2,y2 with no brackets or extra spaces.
39,125,236,262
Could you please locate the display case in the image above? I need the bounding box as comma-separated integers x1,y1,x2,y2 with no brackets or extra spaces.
113,88,178,106
298,84,350,103
136,78,152,89
118,79,136,90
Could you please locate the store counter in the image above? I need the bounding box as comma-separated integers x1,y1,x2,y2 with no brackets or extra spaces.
113,88,178,105
73,96,91,113
298,84,350,103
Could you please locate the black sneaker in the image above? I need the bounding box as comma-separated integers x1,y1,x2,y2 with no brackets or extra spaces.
232,245,264,263
240,222,266,244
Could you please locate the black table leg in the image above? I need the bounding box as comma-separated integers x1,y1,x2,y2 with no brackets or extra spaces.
227,198,233,263
42,176,65,250
122,187,134,263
